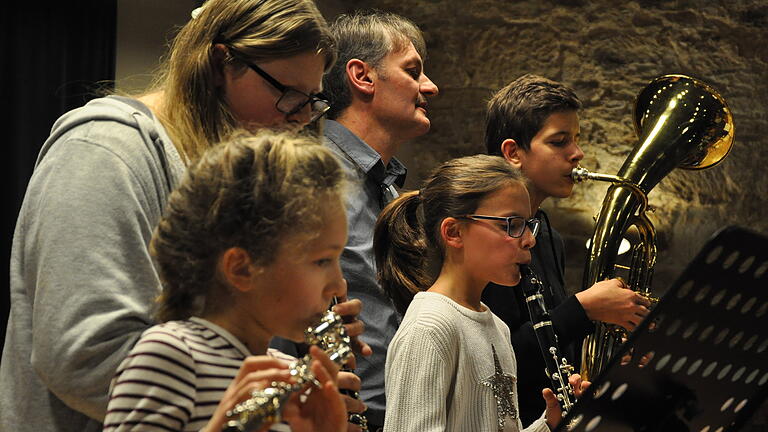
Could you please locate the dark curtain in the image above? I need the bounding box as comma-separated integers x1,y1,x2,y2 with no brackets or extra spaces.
1,2,117,351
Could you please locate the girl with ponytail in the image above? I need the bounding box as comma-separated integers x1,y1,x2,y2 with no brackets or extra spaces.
376,154,586,432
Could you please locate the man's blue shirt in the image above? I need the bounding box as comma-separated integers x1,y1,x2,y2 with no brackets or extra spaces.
323,120,406,427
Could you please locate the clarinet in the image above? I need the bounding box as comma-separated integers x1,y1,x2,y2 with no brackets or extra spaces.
330,297,369,431
223,311,353,431
520,264,575,417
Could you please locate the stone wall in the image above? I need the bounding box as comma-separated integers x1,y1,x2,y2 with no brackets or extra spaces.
319,0,768,300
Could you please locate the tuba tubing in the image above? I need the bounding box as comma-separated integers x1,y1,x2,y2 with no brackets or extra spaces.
575,74,734,381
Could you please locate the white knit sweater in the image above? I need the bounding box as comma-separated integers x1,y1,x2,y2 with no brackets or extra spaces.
384,292,550,432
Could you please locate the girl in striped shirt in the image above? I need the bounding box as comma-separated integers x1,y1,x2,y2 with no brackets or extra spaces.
104,130,353,432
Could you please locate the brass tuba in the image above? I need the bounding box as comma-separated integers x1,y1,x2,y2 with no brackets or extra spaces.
572,74,734,381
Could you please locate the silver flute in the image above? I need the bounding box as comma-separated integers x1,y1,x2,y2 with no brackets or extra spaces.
520,264,575,416
223,311,353,431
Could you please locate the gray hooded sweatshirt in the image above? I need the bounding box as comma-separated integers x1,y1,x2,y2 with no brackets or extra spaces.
1,96,184,431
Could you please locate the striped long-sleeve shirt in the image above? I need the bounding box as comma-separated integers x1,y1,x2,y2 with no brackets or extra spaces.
104,317,292,432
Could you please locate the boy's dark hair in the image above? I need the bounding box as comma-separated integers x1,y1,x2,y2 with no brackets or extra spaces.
485,74,581,155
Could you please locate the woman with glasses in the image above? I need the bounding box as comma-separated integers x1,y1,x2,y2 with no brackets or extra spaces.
1,2,362,431
373,154,584,432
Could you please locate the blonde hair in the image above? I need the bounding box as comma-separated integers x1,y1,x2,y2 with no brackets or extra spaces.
151,129,344,322
148,0,336,162
374,155,526,315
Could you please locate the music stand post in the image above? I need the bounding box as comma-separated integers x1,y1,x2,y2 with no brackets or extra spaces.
555,226,768,432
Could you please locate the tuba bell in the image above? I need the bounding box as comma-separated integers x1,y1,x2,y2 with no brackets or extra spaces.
572,74,734,381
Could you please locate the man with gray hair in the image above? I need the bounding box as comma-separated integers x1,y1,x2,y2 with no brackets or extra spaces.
323,10,439,430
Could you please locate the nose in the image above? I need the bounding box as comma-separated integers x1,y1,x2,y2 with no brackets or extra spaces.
327,263,347,299
420,73,439,97
520,226,536,250
570,141,584,164
286,103,312,128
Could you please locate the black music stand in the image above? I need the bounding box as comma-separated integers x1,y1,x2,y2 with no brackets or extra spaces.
555,226,768,432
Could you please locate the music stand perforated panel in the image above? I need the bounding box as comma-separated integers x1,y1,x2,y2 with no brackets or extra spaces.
555,226,768,432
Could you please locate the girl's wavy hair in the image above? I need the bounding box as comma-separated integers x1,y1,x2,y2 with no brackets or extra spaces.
147,0,336,163
374,154,526,315
151,129,344,322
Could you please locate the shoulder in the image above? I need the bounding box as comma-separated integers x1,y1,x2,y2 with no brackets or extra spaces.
32,96,175,203
48,96,154,143
548,223,564,246
323,140,358,174
128,321,197,360
109,322,199,395
322,135,361,178
122,319,244,363
490,312,512,343
537,211,563,244
402,293,463,327
322,121,379,177
41,96,167,170
58,96,142,124
393,294,462,353
119,320,245,375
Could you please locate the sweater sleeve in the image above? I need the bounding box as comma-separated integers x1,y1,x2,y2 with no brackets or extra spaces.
103,327,196,431
547,227,593,346
512,223,592,356
510,300,592,370
25,129,166,420
510,320,541,368
383,321,457,432
523,415,552,432
550,294,593,345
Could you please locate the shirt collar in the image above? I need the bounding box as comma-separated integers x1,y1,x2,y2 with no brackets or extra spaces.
189,316,253,357
324,120,407,187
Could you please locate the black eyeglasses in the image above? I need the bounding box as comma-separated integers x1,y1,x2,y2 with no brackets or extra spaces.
459,215,541,238
246,62,330,123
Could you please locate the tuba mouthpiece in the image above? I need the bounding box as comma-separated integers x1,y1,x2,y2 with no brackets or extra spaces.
571,166,590,183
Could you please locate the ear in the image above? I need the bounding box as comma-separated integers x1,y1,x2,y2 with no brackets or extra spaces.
440,217,464,250
211,43,229,87
345,59,375,96
219,247,257,293
500,138,524,169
